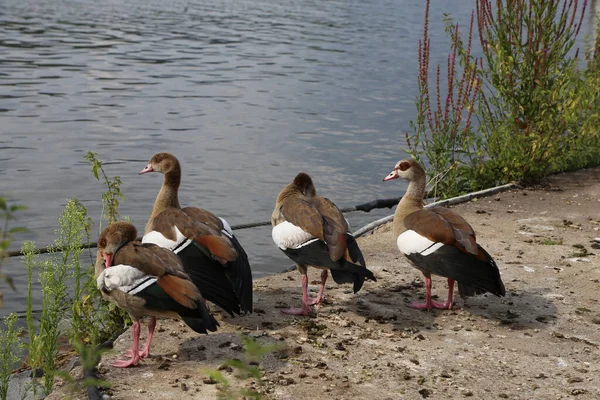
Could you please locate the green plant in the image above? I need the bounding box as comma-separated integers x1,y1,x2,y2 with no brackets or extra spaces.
84,151,125,233
408,0,599,194
22,240,42,399
21,200,97,395
0,196,27,306
83,152,130,343
406,0,481,199
54,341,111,393
204,336,284,400
0,313,24,400
472,0,587,184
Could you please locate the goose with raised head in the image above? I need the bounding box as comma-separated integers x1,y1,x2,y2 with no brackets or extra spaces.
95,221,218,368
383,159,505,310
271,172,376,316
139,152,253,316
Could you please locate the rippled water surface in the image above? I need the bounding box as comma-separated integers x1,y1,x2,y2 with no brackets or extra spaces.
1,0,596,316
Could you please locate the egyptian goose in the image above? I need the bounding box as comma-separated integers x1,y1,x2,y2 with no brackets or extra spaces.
139,152,252,316
383,159,505,310
271,172,376,316
95,222,218,368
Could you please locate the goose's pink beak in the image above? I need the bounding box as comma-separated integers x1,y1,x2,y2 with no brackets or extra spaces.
383,170,399,182
139,164,154,175
103,253,113,268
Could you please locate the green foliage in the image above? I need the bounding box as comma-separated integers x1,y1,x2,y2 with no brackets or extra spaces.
84,151,125,232
407,0,599,196
22,240,42,399
54,342,112,393
0,152,131,396
406,0,481,199
59,198,124,347
0,313,24,400
0,196,27,306
20,197,124,396
470,0,589,185
204,336,284,400
82,152,131,343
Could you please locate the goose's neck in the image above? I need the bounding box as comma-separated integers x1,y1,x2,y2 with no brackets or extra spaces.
393,178,426,238
149,169,181,221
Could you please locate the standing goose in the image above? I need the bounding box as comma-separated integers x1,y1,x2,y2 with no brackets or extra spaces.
271,172,376,316
95,221,218,368
383,159,505,310
140,152,253,316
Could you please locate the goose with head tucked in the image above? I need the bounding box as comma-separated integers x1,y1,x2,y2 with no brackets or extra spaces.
139,152,253,317
383,159,505,310
271,172,376,316
95,221,218,368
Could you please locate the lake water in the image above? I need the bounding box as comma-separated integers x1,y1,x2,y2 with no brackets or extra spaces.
1,0,596,318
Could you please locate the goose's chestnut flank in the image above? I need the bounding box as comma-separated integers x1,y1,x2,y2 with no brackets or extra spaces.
271,172,376,316
140,152,253,316
384,159,505,310
95,221,218,368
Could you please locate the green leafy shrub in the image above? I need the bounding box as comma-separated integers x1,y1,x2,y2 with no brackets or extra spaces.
0,313,24,400
0,197,27,306
407,0,599,196
204,336,284,400
406,0,481,198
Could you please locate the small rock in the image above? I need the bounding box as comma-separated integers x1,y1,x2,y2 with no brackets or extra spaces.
568,377,583,383
418,388,432,398
461,389,474,397
230,343,243,351
101,395,111,400
218,364,234,372
180,382,188,391
571,388,587,396
203,377,217,384
218,340,232,348
157,361,171,370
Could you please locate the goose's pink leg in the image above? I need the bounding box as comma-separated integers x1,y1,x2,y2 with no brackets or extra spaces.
138,317,156,358
307,270,328,305
124,317,156,359
408,277,455,311
282,274,312,316
112,321,141,368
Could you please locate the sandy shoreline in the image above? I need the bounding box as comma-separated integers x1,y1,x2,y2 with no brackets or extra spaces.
48,166,600,400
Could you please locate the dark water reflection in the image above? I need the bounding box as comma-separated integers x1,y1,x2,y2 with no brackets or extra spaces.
0,0,596,316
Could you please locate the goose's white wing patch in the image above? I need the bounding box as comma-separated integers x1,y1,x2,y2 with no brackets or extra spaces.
397,229,444,256
219,217,234,238
97,264,158,294
142,226,192,254
272,221,315,250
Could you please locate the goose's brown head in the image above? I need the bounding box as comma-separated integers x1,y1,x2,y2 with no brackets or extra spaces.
293,172,317,197
98,221,137,268
383,159,424,182
139,152,180,175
